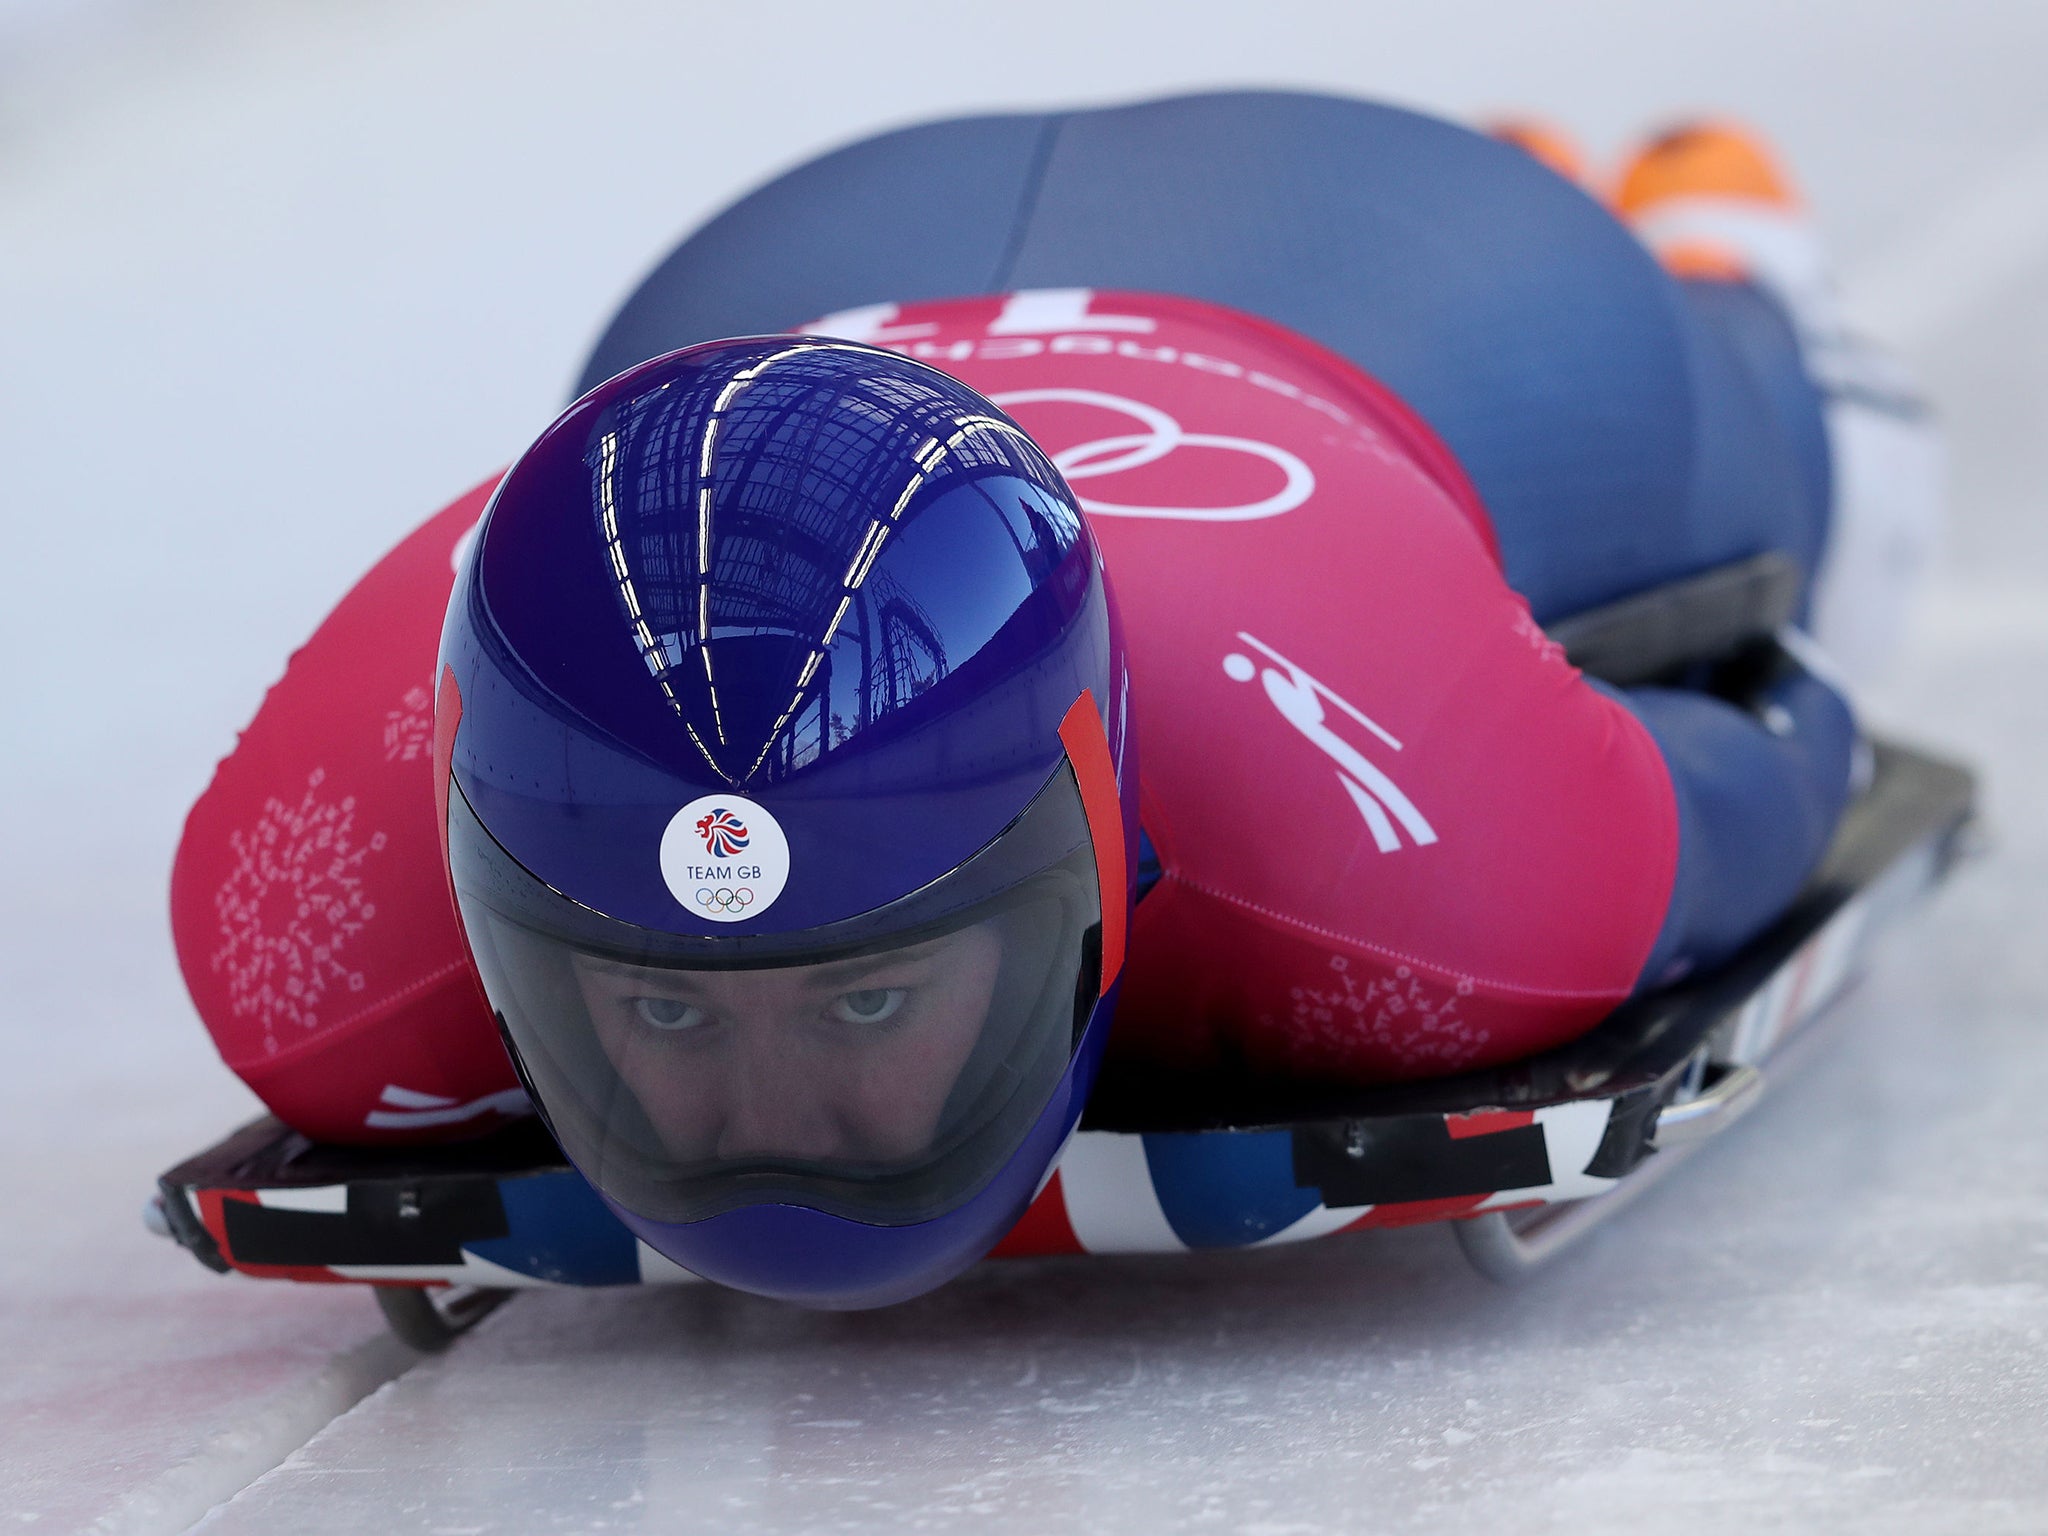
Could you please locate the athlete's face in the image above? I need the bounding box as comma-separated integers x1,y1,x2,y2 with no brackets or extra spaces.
572,924,1003,1165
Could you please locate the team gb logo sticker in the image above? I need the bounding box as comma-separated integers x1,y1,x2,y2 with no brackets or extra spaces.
661,794,791,922
696,807,750,859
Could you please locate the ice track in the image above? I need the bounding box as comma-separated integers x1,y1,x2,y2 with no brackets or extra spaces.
4,3,2047,1532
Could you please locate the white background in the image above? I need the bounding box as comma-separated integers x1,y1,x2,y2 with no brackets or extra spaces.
3,2,2046,1531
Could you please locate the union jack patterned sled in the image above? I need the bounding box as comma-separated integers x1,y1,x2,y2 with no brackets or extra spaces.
152,736,1974,1349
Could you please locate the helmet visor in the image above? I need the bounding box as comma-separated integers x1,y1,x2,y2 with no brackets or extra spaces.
449,767,1102,1227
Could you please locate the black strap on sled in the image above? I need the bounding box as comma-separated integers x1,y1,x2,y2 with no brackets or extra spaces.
1546,552,1804,688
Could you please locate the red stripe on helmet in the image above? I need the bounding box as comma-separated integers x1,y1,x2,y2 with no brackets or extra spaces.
1058,689,1128,987
433,665,462,872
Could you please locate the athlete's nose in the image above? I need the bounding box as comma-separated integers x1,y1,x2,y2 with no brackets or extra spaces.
713,1026,843,1161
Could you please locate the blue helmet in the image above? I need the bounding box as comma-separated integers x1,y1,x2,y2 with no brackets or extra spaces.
437,338,1135,1308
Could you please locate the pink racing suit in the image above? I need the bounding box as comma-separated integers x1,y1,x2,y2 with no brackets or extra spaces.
172,292,1679,1143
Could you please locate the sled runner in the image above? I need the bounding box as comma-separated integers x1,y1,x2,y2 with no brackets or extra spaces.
150,723,1974,1347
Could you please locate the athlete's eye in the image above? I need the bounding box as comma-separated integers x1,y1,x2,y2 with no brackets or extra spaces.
633,996,711,1031
828,988,907,1026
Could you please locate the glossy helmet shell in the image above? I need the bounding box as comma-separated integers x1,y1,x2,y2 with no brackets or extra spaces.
436,337,1136,1307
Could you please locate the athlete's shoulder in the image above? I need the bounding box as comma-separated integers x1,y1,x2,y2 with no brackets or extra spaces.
796,290,1680,1083
170,474,515,1144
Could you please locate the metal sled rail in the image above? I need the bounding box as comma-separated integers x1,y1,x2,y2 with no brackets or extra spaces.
1453,1059,1770,1282
150,739,1974,1334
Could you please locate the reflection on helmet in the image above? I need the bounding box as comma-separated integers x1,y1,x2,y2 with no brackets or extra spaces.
437,338,1134,1307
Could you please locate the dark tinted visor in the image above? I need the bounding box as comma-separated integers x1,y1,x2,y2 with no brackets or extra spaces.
449,767,1102,1226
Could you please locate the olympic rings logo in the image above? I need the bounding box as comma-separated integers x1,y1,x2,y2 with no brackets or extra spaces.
989,388,1316,522
694,887,755,914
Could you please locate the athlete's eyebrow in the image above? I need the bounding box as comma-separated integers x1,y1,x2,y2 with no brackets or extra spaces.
795,942,950,990
574,956,711,989
572,937,954,990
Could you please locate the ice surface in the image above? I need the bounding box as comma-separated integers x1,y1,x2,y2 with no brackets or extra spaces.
4,3,2046,1532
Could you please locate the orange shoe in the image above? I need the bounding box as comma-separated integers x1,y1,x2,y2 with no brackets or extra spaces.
1613,120,1803,220
1613,119,1832,329
1616,126,1940,692
1487,116,1594,191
